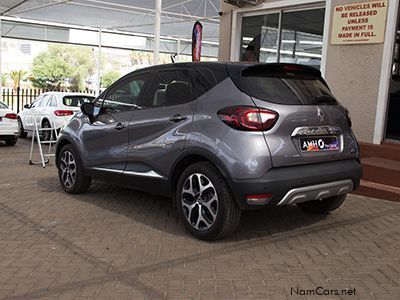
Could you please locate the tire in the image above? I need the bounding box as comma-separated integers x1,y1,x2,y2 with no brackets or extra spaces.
297,194,346,215
41,120,52,141
5,137,17,146
176,162,241,240
18,118,28,138
58,144,91,194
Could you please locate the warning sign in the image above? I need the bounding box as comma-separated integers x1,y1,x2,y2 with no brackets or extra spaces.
331,0,388,45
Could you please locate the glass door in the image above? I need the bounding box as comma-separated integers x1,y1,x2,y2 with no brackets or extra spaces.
240,13,280,62
385,6,400,141
240,7,325,69
279,8,325,68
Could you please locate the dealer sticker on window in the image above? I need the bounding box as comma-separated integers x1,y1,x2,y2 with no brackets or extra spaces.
300,136,339,152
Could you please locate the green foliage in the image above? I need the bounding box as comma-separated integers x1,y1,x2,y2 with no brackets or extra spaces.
101,70,121,88
30,45,95,90
1,73,8,86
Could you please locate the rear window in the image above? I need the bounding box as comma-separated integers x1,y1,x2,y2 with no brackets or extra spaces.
242,76,336,105
230,64,337,105
63,95,95,107
0,102,8,109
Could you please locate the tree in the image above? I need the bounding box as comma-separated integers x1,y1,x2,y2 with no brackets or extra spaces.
9,70,27,89
101,70,121,88
1,73,8,87
30,45,95,90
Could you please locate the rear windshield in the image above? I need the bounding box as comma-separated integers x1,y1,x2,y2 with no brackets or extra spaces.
228,64,338,105
0,102,8,109
242,74,336,105
63,95,95,107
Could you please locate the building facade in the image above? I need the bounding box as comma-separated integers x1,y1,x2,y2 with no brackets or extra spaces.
218,0,399,146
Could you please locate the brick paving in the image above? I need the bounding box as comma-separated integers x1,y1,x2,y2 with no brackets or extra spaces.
0,138,399,300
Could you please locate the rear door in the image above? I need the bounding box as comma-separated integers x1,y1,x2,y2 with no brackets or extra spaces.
40,94,56,126
125,68,197,178
229,64,358,167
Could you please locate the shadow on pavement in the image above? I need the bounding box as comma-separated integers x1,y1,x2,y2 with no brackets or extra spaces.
37,175,328,241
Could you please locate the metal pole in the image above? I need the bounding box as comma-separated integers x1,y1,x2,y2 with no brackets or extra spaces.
177,38,181,62
276,12,283,63
97,29,102,96
17,86,20,113
154,0,162,65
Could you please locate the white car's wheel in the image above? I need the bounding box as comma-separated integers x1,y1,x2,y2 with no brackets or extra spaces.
18,118,27,138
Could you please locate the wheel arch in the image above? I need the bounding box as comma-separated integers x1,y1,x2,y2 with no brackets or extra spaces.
55,137,75,167
169,148,232,195
41,118,50,127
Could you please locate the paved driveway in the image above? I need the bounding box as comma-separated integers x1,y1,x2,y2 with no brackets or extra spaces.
0,139,399,299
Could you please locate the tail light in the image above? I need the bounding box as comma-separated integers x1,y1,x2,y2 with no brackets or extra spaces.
246,193,273,205
217,106,278,131
4,113,17,120
54,110,74,116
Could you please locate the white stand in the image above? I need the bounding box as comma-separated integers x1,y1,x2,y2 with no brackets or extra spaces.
29,119,58,168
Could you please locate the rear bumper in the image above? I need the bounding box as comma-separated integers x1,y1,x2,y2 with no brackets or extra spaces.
0,134,18,140
0,125,19,137
229,159,363,210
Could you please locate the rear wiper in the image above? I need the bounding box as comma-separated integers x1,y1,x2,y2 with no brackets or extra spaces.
312,95,337,105
132,104,143,110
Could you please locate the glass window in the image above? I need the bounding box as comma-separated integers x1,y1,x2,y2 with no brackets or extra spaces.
63,95,94,107
102,73,150,112
31,95,44,108
30,101,39,108
145,70,194,107
193,68,218,97
0,102,8,109
241,71,334,105
39,95,51,107
240,8,325,68
48,96,58,107
279,9,325,68
241,13,279,62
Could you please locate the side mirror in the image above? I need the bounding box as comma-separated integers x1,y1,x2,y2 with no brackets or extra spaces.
24,104,30,109
81,102,94,117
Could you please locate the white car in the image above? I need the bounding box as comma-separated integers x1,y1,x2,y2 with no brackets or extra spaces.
18,92,95,139
0,101,19,146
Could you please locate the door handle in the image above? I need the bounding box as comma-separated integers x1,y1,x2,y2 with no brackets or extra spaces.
169,114,187,122
115,122,126,131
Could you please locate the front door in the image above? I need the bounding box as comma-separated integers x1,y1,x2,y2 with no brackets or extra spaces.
81,72,151,174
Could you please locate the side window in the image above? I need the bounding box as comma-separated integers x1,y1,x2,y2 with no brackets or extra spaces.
194,68,218,97
38,95,50,107
93,92,106,116
145,70,194,108
49,96,58,107
102,73,150,112
31,96,43,108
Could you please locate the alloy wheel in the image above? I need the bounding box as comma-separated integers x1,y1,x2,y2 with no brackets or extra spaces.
59,150,77,189
181,173,218,231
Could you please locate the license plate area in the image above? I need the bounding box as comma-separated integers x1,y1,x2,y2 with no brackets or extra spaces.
299,136,339,152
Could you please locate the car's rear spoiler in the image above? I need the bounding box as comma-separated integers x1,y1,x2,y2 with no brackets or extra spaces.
227,63,328,91
241,63,322,78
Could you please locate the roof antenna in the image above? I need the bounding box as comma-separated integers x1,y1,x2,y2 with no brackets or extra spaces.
170,53,177,63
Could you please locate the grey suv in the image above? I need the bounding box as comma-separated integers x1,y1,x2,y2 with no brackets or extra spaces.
56,62,362,240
